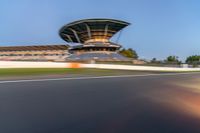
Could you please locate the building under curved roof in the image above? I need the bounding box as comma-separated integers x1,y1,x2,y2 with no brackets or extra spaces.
59,18,130,44
59,18,131,61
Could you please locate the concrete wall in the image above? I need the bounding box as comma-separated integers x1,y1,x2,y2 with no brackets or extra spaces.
0,61,67,68
82,64,200,72
1,61,200,72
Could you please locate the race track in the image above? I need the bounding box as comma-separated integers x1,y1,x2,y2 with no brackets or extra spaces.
0,73,200,133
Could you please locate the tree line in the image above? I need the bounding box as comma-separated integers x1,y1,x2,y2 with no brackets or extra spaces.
119,48,200,65
151,55,200,65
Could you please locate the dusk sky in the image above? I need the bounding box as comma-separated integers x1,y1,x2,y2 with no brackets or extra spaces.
0,0,200,61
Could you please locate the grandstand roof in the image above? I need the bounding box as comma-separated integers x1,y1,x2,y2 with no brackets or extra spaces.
59,18,130,44
0,45,69,51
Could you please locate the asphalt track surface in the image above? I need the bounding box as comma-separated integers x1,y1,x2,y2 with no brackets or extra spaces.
1,73,200,133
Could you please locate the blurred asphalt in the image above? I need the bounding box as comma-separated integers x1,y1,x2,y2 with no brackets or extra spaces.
0,73,200,133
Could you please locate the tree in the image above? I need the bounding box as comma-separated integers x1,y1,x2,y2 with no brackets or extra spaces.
186,55,200,64
119,48,138,59
151,58,161,63
165,56,180,64
151,58,157,62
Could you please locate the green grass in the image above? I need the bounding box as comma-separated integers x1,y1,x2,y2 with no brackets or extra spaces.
0,68,68,76
0,68,164,77
0,68,134,77
1,68,197,78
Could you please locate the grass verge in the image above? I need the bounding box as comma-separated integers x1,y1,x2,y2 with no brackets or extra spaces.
1,68,197,78
0,68,112,77
0,68,150,77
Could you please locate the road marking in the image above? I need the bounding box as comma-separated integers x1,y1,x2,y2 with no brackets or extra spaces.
0,72,200,84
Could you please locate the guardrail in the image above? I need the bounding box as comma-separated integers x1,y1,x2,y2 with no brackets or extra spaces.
0,61,200,72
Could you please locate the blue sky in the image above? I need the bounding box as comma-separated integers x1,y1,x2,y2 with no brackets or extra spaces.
0,0,200,61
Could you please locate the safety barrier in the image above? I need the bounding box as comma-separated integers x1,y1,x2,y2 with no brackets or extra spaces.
81,64,200,72
0,61,200,72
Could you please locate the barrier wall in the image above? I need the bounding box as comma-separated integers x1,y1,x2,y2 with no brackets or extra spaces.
0,61,68,68
82,64,200,72
0,61,200,72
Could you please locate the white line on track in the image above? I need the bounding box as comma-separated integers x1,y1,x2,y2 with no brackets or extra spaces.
0,72,200,84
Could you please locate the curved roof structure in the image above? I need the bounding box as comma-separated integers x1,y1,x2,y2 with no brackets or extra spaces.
59,18,130,44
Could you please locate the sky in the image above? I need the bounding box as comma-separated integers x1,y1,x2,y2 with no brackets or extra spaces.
0,0,200,61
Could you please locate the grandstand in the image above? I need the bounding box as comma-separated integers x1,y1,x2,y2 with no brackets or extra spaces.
0,18,135,62
59,18,131,61
0,45,69,61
